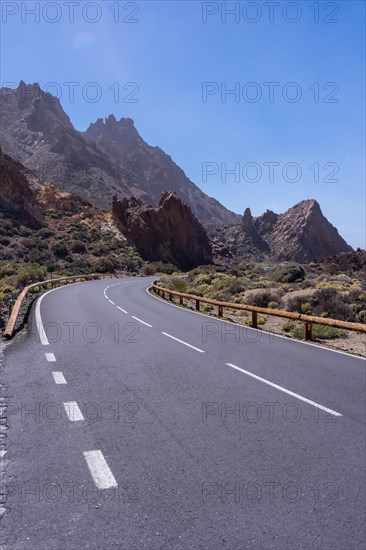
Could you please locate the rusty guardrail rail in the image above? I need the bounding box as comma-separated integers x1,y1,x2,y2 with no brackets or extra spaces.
3,273,113,339
150,282,366,341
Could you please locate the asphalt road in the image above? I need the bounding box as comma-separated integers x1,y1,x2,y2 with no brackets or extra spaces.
1,276,365,550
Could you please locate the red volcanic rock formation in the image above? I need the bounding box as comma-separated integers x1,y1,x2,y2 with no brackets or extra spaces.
113,191,213,269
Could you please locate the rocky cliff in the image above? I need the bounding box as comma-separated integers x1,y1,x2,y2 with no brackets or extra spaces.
113,191,213,269
0,147,44,228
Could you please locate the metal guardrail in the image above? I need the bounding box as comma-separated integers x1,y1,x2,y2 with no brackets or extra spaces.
3,273,113,339
150,282,366,341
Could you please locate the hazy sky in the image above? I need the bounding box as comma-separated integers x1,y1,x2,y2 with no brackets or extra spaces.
1,0,365,247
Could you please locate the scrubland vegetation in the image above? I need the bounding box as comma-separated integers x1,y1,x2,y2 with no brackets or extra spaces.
158,259,366,345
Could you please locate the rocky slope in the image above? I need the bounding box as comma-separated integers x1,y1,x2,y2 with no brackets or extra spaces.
113,191,213,269
0,82,240,224
208,200,352,262
0,151,144,274
0,146,44,228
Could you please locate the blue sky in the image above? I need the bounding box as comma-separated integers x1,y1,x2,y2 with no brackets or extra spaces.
1,0,365,247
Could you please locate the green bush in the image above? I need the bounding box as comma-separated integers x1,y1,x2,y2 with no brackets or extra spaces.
246,290,282,308
357,310,366,323
300,302,312,314
70,240,87,253
37,227,54,239
93,258,116,273
272,263,305,283
52,242,69,258
283,321,296,332
169,278,187,292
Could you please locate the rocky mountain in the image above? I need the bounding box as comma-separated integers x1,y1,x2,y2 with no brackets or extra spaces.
0,81,240,225
84,114,239,224
0,146,44,228
209,200,352,262
112,191,213,270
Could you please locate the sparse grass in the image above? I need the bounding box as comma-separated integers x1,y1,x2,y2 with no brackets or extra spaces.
291,324,348,340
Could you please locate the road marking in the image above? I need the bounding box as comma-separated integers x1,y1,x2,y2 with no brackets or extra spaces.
63,401,84,421
35,290,55,345
52,372,67,384
148,288,365,362
117,306,128,314
225,363,342,417
45,352,56,362
132,316,152,327
35,281,130,347
161,332,204,353
109,299,115,305
83,450,118,489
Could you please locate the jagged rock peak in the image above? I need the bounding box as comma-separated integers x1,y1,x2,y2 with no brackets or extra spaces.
239,198,352,261
242,207,254,234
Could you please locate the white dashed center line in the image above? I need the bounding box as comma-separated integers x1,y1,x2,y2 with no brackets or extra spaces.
117,306,128,314
225,363,342,417
132,316,152,327
161,332,204,353
52,372,67,384
63,401,84,421
83,450,118,489
45,353,56,362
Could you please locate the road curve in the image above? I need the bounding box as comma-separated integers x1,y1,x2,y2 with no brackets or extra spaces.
1,276,365,550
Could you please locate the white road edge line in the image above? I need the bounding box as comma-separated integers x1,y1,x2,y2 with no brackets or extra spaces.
132,316,152,327
35,289,57,345
45,353,56,362
83,450,118,489
52,372,67,384
117,306,128,314
225,363,342,417
161,332,204,353
34,280,126,347
63,401,84,421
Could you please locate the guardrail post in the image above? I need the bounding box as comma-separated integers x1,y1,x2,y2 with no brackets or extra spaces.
305,322,313,341
252,311,258,328
169,293,173,301
218,306,223,318
196,299,200,311
179,296,183,305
